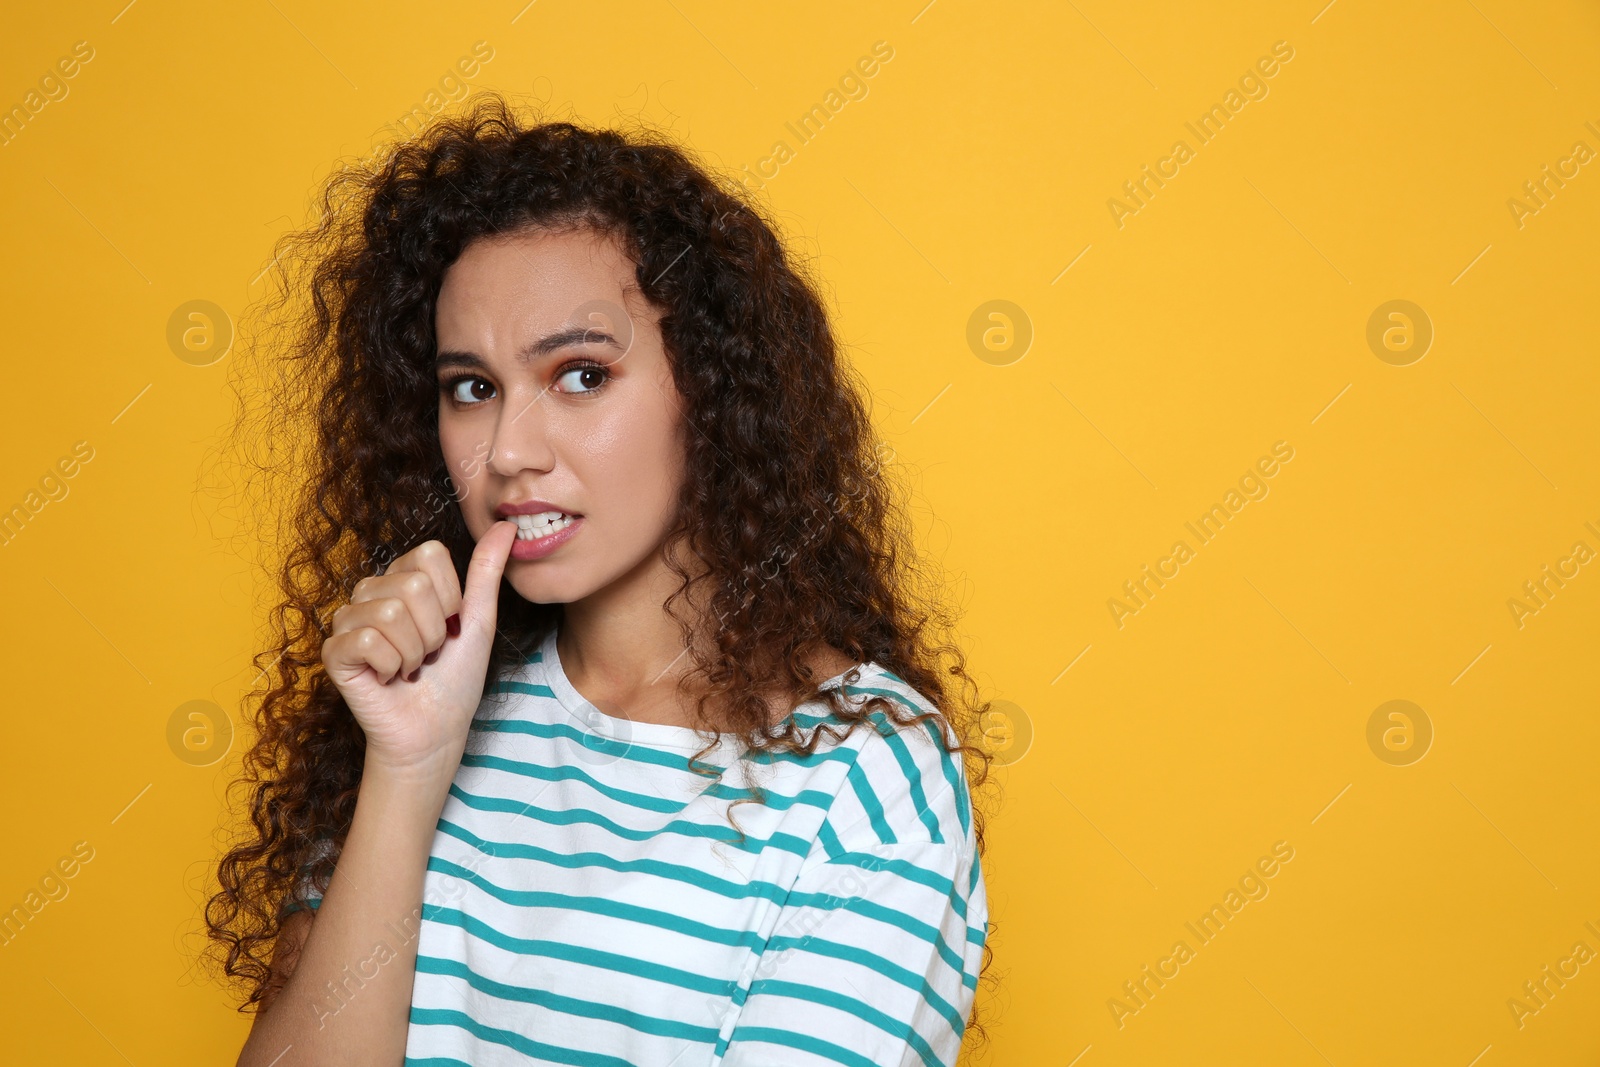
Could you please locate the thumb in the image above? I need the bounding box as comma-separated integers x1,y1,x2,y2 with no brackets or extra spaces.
460,520,519,640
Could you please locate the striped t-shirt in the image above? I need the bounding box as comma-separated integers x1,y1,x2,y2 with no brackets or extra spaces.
287,625,987,1065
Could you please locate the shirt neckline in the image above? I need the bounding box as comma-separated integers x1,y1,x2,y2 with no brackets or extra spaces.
532,626,879,752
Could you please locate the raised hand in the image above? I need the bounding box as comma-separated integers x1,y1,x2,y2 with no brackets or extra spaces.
320,520,520,780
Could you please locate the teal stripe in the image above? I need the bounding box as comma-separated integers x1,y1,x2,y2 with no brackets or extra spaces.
484,679,559,699
472,708,726,774
844,683,970,836
704,782,838,812
461,747,839,818
786,887,967,979
719,1026,883,1067
761,933,965,1032
745,743,857,769
744,977,947,1067
827,850,955,895
846,759,896,844
435,817,961,912
423,903,738,996
426,856,770,953
818,817,846,860
407,1006,641,1067
478,708,865,775
871,712,945,844
480,687,870,774
446,782,815,859
427,852,985,999
746,746,860,771
414,953,721,1043
917,964,968,1043
458,752,697,815
835,700,947,845
433,818,792,905
404,1058,475,1067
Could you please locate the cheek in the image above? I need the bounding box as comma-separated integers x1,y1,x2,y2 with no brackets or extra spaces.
577,401,684,514
437,416,486,502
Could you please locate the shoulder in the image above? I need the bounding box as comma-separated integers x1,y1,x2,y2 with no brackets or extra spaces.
815,665,972,853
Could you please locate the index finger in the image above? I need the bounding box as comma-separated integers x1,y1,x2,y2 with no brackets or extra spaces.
383,540,464,621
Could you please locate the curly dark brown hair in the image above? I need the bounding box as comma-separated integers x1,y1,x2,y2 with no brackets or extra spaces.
200,90,1000,1054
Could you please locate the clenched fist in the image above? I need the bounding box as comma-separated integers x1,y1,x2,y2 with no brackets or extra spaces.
321,520,519,780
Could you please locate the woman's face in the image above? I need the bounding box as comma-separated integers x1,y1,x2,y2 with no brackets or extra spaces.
433,224,689,605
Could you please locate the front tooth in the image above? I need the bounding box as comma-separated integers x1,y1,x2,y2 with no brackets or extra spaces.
514,512,573,539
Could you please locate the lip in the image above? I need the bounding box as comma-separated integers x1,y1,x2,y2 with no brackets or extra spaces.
505,515,583,561
496,498,582,518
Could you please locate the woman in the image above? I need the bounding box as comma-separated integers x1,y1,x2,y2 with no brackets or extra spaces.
207,93,995,1066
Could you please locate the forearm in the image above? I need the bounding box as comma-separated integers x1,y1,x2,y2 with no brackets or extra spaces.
237,763,450,1067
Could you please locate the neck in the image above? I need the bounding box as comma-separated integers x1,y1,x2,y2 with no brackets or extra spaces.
557,538,714,725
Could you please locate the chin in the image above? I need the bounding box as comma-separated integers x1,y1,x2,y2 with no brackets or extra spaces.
506,570,582,605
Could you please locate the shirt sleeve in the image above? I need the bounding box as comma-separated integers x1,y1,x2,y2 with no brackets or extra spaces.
717,734,987,1067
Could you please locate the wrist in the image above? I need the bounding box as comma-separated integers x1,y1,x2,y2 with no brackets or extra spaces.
360,750,460,803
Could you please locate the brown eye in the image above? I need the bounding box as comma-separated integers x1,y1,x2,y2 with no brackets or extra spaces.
445,377,495,405
555,364,609,394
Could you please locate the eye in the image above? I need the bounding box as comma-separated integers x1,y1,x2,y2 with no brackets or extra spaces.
554,361,610,395
442,376,495,406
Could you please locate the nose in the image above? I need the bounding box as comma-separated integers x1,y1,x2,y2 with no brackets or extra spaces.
485,388,556,477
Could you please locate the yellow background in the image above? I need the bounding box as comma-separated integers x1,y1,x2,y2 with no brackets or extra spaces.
1,1,1596,1063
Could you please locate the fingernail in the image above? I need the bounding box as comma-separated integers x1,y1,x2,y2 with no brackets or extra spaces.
446,613,461,637
423,649,439,665
407,668,421,683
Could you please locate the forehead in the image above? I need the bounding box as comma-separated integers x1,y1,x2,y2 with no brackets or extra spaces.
435,225,644,338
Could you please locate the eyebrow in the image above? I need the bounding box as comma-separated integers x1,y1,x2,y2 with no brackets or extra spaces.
434,324,626,370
